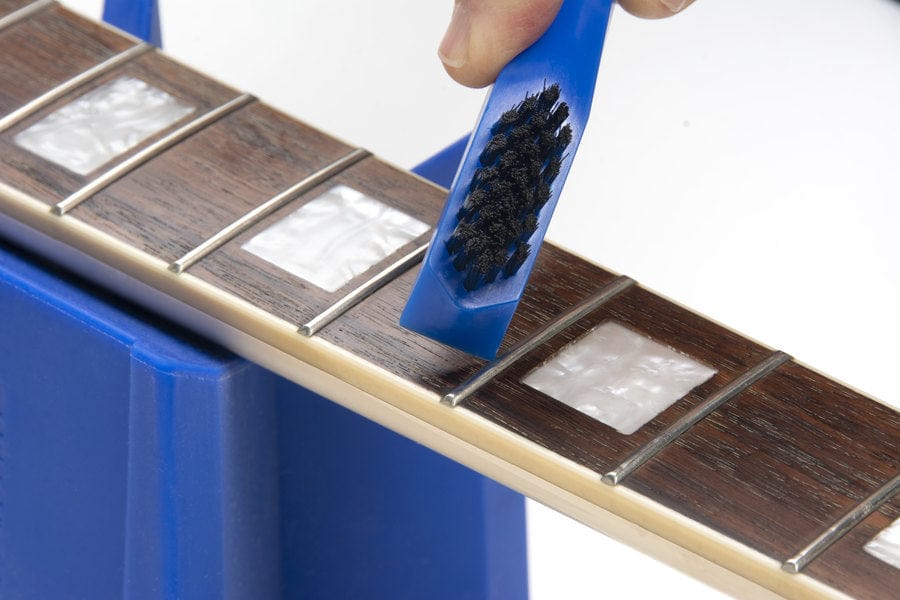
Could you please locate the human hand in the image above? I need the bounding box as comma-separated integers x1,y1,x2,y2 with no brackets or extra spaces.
439,0,696,87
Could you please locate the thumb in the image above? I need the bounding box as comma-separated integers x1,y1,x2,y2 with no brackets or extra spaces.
439,0,564,88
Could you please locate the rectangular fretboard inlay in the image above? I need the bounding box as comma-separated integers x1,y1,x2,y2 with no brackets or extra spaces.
15,75,193,175
242,184,430,293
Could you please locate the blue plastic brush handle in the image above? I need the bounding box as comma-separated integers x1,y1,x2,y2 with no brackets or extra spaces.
401,0,614,359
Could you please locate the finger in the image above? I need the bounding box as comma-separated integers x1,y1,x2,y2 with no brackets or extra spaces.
439,0,564,88
618,0,697,19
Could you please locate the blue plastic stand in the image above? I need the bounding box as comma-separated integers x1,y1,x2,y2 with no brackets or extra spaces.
0,141,527,599
103,0,162,47
411,134,469,189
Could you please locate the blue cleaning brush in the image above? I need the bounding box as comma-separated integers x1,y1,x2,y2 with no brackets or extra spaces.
401,0,614,359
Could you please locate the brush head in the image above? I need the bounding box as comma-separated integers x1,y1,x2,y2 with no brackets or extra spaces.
446,84,572,292
401,0,614,359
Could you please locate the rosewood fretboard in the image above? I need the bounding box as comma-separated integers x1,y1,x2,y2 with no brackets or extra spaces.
0,3,897,598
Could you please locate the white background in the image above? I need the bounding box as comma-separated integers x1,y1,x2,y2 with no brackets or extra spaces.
62,1,900,597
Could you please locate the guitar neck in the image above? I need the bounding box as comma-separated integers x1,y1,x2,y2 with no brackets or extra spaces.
1,3,897,598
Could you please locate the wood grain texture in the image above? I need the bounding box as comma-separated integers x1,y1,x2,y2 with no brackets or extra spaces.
626,361,899,598
73,102,355,262
0,3,132,115
0,6,897,599
0,0,36,18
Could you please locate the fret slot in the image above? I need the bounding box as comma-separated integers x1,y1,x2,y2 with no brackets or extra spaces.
783,473,900,573
52,93,255,215
0,0,52,31
602,350,791,485
443,275,636,408
0,42,152,133
300,243,428,337
170,148,371,274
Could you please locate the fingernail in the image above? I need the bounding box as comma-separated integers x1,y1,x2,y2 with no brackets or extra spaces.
439,3,472,69
659,0,689,13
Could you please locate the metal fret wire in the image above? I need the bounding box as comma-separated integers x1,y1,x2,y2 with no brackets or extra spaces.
300,243,428,337
52,93,255,216
442,275,636,408
602,350,792,486
783,473,900,573
0,43,152,133
0,0,53,32
169,147,371,274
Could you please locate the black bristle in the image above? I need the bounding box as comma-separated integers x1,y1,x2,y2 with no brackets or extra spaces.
543,156,562,185
447,82,573,291
518,94,539,115
463,268,481,291
457,187,487,219
535,183,551,209
479,133,508,164
557,124,573,148
469,166,498,192
496,151,521,174
507,123,535,147
549,104,569,130
537,84,561,110
529,112,548,131
537,131,558,157
522,213,538,237
493,109,519,133
504,242,531,276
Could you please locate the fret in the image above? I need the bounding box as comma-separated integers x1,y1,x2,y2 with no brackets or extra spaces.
0,42,151,133
170,148,371,274
443,275,636,408
784,473,900,573
804,498,900,598
603,350,792,485
53,93,255,215
0,0,51,31
300,243,428,337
